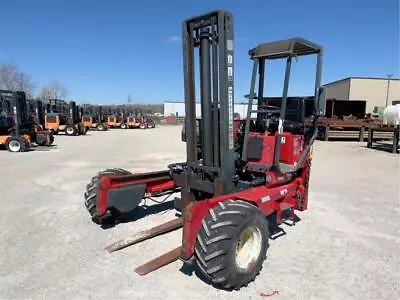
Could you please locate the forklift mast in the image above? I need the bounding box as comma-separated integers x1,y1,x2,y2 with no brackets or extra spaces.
34,100,46,126
0,90,15,133
69,101,78,124
0,90,31,135
182,10,235,196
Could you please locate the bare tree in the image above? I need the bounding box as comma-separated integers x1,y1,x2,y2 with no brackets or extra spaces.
39,80,68,101
39,85,52,102
0,62,36,96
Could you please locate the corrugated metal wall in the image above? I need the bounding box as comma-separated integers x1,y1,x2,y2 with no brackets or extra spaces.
164,102,257,118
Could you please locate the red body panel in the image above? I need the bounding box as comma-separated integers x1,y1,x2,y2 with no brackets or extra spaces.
97,173,176,216
280,134,304,164
181,154,312,260
247,132,304,169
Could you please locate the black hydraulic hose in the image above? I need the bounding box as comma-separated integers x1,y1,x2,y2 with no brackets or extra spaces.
277,116,319,173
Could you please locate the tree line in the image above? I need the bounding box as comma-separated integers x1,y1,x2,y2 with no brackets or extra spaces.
0,61,68,101
0,61,163,115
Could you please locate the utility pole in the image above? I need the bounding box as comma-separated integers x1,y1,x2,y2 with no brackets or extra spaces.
385,74,393,107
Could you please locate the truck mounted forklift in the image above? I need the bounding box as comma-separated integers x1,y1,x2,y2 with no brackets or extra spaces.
122,114,155,129
102,106,118,128
81,105,108,131
84,10,325,290
45,99,87,135
27,98,55,146
0,90,32,152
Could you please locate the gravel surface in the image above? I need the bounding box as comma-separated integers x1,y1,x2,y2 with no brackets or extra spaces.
0,126,399,300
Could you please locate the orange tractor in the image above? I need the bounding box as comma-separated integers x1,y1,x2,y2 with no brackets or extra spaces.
121,115,155,129
44,99,86,135
81,105,107,131
0,90,32,152
28,99,54,146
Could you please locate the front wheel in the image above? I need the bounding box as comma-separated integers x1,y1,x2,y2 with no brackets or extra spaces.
6,137,26,152
65,126,76,136
97,123,105,131
139,123,146,129
120,123,127,129
195,200,269,290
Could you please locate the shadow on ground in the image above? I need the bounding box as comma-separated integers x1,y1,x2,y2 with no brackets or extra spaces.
100,200,176,229
362,143,398,154
179,210,302,287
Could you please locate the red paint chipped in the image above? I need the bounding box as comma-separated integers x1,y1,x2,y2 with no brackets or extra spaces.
247,260,256,269
259,290,279,297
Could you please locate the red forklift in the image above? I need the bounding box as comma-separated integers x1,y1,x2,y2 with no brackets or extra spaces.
84,11,325,290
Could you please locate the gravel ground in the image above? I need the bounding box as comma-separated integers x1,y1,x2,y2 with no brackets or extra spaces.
0,126,399,300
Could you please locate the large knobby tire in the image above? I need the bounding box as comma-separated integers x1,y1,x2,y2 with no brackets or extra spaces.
36,134,48,146
195,200,269,290
6,137,27,153
84,168,132,223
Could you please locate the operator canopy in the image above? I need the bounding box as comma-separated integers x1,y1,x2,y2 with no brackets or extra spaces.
249,37,322,59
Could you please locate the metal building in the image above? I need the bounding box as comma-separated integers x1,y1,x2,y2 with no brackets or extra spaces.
164,101,257,118
324,77,400,113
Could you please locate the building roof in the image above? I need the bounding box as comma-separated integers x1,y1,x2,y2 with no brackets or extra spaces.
324,76,400,86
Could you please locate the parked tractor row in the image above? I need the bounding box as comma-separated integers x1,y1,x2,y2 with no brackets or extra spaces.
80,104,155,131
0,92,156,153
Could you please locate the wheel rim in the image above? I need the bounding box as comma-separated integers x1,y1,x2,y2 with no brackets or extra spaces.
235,226,262,271
9,140,21,152
67,127,74,134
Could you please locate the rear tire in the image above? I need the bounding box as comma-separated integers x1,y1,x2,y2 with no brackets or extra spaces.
6,137,26,152
84,168,132,224
97,123,105,131
65,126,76,136
36,134,48,146
195,200,269,290
139,123,146,129
120,123,127,129
49,134,55,145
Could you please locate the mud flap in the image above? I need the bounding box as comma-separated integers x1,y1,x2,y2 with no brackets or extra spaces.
106,184,146,214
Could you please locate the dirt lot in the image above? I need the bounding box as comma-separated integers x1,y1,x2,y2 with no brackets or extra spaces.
0,126,399,300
